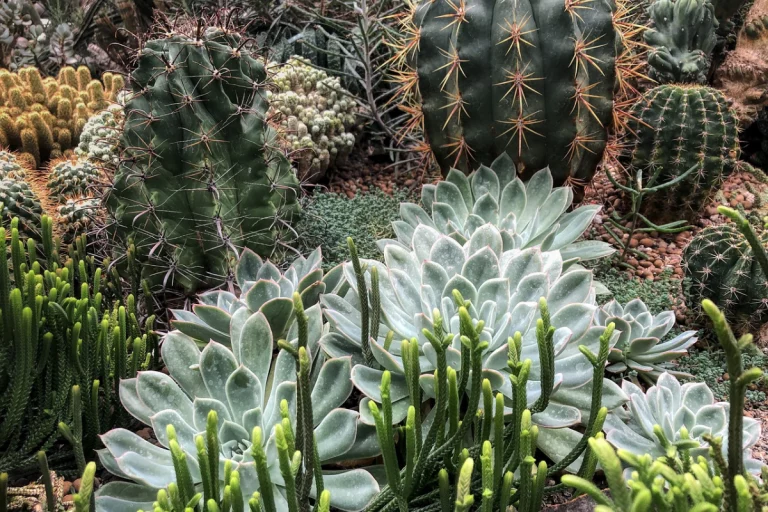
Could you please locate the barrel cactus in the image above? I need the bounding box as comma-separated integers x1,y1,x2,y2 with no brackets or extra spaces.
172,247,346,345
75,104,122,166
267,56,357,182
0,150,28,179
46,156,101,200
96,305,379,512
388,153,614,262
105,26,301,295
604,373,764,474
321,223,628,466
59,197,100,242
624,85,740,213
644,0,718,84
390,0,641,189
0,176,42,234
596,299,697,382
683,222,768,328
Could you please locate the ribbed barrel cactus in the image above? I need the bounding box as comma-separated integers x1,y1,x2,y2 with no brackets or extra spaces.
267,56,357,182
645,0,718,84
321,223,628,466
390,0,641,189
388,153,614,262
596,299,697,382
96,304,379,512
624,85,740,213
0,176,42,235
105,27,301,295
683,222,768,328
604,373,764,474
46,156,101,200
172,247,346,345
58,197,100,242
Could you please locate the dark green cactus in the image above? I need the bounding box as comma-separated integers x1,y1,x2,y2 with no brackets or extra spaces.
645,0,718,83
106,26,301,295
683,220,768,329
624,85,740,213
0,177,42,236
46,157,101,200
394,0,632,189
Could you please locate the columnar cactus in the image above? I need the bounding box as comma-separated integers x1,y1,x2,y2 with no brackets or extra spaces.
683,222,768,328
75,104,123,166
624,85,740,213
645,0,718,83
105,26,302,295
267,57,357,182
46,156,102,200
390,0,641,189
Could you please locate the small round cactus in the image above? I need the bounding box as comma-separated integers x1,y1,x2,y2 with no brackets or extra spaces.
683,222,768,328
75,104,123,165
58,196,100,242
267,56,357,182
46,156,101,200
0,176,42,234
0,150,28,179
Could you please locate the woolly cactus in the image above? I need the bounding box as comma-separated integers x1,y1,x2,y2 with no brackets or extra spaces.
47,156,101,200
75,104,122,165
683,222,768,328
106,27,301,295
596,299,697,382
267,56,357,181
0,66,124,167
624,85,740,213
389,153,614,262
0,150,28,179
0,176,41,234
391,0,641,189
645,0,718,83
604,373,764,474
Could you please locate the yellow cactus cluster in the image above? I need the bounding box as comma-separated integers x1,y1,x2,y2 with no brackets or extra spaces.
0,66,124,168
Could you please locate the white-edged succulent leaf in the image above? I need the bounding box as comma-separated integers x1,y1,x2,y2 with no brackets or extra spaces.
384,153,614,263
96,304,378,512
604,373,765,474
172,247,347,345
320,223,628,465
596,298,698,381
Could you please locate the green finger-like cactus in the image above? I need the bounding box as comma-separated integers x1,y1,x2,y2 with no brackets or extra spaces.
624,85,740,213
106,26,301,295
393,0,636,189
683,222,768,328
47,156,101,200
267,57,357,182
645,0,718,84
0,177,42,235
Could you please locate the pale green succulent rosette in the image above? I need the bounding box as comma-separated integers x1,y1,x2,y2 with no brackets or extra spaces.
384,153,615,264
596,298,698,382
604,373,765,475
95,304,379,512
321,222,628,469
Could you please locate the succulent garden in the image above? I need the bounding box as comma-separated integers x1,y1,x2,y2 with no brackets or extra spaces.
0,0,768,511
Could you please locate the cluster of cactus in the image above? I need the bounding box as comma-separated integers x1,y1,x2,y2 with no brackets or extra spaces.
564,300,767,511
644,0,718,83
684,207,768,329
0,66,124,167
0,215,158,476
389,0,643,190
75,104,123,166
267,56,357,181
623,85,740,214
106,26,301,295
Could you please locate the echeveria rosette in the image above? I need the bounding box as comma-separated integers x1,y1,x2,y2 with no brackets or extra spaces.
385,153,614,264
95,304,379,512
605,373,765,475
173,247,346,345
596,299,698,382
320,222,628,466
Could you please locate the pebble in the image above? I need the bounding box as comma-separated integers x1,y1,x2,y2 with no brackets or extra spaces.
640,238,654,247
654,259,663,268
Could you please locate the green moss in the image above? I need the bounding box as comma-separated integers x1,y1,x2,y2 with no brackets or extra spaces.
295,188,412,270
588,257,682,314
677,348,767,405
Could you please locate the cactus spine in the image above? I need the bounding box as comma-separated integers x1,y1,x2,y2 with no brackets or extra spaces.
645,0,718,84
106,24,301,295
624,85,740,213
390,0,641,189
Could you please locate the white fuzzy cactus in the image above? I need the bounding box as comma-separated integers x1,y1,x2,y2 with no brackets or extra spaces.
75,104,123,165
